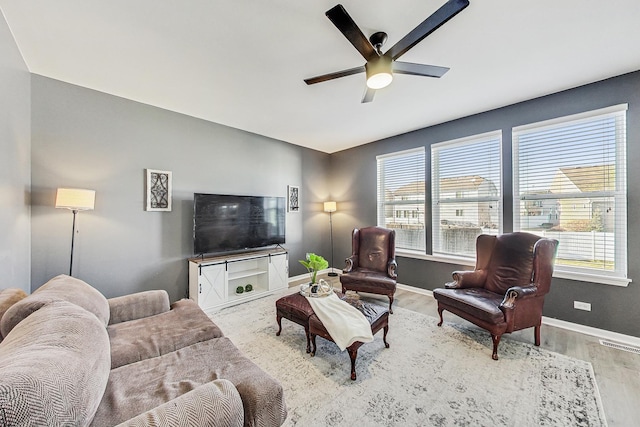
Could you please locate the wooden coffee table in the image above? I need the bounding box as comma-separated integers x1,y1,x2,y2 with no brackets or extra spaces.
309,296,389,380
276,291,389,380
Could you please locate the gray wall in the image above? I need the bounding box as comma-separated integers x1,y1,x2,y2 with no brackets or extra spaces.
0,13,31,291
30,76,331,301
330,70,640,337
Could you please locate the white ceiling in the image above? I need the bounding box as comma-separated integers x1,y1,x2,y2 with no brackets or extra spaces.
2,0,639,154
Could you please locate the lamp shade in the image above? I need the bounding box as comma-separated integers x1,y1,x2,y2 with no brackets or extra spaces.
323,201,337,213
55,188,96,211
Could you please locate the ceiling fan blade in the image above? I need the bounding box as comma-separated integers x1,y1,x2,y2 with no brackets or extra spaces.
386,0,469,60
362,87,376,103
393,61,449,78
326,4,378,62
304,65,365,85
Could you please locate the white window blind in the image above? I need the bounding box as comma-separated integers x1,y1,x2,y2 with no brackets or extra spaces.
377,147,425,251
513,104,627,282
432,131,502,257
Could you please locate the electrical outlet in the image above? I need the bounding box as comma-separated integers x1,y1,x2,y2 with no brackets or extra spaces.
574,301,592,311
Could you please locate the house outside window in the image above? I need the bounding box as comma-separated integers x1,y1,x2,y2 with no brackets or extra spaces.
432,131,502,257
512,104,628,285
377,148,425,251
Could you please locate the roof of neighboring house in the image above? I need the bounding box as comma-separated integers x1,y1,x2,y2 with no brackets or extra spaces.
394,181,425,196
391,175,498,197
440,175,490,192
558,165,615,192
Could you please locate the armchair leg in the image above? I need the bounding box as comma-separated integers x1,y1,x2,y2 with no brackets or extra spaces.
534,325,541,346
437,306,444,327
491,334,501,360
388,295,394,314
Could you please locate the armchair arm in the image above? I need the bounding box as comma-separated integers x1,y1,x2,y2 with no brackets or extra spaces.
387,259,398,279
343,255,357,273
445,270,487,289
116,380,243,427
107,290,170,325
500,284,538,309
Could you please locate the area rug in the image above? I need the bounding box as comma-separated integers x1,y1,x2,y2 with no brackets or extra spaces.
212,291,607,426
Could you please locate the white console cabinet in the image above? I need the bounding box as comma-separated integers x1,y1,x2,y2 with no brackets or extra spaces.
188,249,288,312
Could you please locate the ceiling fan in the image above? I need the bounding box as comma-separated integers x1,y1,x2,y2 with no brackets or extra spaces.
304,0,470,103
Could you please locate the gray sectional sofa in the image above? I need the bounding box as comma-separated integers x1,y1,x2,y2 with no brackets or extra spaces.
0,275,287,426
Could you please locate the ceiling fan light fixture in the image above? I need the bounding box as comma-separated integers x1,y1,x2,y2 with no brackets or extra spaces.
365,57,393,89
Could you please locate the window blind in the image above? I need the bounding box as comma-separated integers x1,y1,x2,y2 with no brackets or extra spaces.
513,104,627,281
377,147,425,251
431,131,502,257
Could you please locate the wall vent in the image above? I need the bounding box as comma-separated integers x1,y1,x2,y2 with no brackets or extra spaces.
599,339,640,355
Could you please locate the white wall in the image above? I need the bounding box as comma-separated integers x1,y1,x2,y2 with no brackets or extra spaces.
0,11,30,291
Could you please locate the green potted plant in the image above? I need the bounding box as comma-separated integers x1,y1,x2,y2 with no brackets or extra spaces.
299,253,329,290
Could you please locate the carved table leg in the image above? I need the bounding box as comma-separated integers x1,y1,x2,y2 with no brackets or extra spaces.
304,325,311,353
347,347,358,380
383,325,390,348
310,334,317,357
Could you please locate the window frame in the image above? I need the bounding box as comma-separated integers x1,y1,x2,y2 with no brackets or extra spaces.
431,130,503,260
376,147,426,252
512,104,629,286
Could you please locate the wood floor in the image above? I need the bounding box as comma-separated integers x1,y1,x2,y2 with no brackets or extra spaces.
292,274,640,426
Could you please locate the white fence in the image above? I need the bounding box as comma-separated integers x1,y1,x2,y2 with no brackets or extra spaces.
394,227,614,264
394,228,426,251
526,230,614,262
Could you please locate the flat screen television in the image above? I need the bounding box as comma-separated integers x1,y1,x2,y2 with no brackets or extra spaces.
193,193,286,255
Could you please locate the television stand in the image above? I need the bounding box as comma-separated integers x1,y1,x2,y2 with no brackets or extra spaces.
188,248,288,313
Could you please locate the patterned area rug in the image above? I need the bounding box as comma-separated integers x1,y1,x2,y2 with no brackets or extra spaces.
212,291,607,427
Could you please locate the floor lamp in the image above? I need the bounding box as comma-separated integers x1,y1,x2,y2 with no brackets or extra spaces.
323,201,338,277
55,188,96,277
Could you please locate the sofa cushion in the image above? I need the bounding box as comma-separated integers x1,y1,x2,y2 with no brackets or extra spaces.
0,288,28,341
91,337,287,427
433,287,506,324
115,380,243,427
0,300,111,426
0,275,109,337
108,298,224,369
339,269,397,292
108,290,170,325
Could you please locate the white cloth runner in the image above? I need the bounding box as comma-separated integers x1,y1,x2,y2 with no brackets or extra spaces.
306,292,374,351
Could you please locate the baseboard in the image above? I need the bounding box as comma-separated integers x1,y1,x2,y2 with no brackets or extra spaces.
287,268,335,285
397,283,640,348
397,283,433,297
541,317,640,347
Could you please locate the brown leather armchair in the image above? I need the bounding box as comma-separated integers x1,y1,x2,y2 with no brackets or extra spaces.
433,232,558,360
340,226,397,313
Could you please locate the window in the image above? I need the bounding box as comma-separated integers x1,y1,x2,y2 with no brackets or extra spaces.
377,148,425,251
432,131,502,257
513,104,627,284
